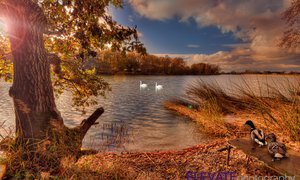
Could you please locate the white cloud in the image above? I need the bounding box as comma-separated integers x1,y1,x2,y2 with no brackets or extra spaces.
128,0,178,20
187,44,200,48
222,43,250,48
129,0,300,71
156,51,300,72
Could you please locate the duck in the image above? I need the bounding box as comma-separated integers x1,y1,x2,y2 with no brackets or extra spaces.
140,81,147,88
245,120,267,148
265,133,287,161
155,82,163,91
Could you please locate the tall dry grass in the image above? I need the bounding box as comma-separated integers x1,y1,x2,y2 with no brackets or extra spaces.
0,120,134,179
186,80,248,113
236,78,300,141
184,77,300,140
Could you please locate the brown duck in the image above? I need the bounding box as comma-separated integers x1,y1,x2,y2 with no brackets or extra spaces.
265,133,287,161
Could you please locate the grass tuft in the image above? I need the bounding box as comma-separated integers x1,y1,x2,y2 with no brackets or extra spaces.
179,77,300,141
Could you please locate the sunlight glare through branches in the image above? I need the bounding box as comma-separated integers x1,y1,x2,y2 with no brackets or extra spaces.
0,19,6,35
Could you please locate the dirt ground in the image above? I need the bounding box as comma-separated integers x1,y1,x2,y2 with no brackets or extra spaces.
73,140,279,179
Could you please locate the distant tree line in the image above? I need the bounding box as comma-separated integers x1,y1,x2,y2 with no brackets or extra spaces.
224,70,300,75
92,50,220,75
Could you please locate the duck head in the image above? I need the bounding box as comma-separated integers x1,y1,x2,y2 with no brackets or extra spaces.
265,133,277,142
245,120,255,130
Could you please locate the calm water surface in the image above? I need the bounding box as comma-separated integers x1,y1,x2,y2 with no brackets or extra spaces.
0,75,298,152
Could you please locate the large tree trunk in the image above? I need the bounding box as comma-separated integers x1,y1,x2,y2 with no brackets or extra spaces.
7,0,63,141
3,0,102,149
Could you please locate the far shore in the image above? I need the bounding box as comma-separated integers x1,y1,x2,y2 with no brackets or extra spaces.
96,72,300,76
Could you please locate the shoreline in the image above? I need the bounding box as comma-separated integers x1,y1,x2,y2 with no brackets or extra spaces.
73,139,278,179
164,101,300,152
1,101,298,179
97,73,300,76
60,100,299,179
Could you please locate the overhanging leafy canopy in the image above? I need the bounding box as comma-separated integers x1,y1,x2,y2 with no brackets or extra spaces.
0,0,146,112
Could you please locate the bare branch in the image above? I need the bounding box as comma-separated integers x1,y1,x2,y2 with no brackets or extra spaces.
280,0,300,49
78,107,104,136
44,29,65,36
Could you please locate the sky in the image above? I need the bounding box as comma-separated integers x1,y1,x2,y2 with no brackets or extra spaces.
110,0,300,72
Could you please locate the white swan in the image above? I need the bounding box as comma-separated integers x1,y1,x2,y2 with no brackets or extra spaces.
155,82,163,91
140,81,147,88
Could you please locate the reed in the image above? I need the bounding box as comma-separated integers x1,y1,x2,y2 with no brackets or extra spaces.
186,80,254,113
235,78,300,141
183,77,300,140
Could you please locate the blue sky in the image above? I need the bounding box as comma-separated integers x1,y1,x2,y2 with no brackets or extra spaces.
111,3,242,55
109,0,300,72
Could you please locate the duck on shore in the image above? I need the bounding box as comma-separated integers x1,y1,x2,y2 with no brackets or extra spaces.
245,120,267,148
265,133,287,161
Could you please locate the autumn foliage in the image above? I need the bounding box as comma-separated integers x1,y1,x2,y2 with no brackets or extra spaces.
95,50,220,75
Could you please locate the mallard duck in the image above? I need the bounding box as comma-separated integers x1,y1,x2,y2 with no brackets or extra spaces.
245,120,267,148
265,133,287,161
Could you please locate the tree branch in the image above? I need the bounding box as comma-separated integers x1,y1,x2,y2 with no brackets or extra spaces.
79,107,104,136
47,53,62,75
44,29,65,36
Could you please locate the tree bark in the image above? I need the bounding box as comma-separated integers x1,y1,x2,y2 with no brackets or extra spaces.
4,0,62,141
2,0,102,147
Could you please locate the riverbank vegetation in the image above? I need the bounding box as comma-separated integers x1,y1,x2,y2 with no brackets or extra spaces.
224,70,300,75
165,77,300,145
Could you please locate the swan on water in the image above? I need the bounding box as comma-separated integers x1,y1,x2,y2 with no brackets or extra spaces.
140,81,147,88
155,82,163,91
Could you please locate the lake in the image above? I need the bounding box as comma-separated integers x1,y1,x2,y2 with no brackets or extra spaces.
0,75,299,152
